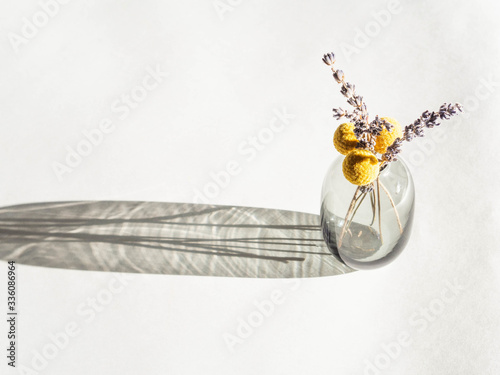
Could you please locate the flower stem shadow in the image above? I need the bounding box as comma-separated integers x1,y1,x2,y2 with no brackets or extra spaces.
0,201,354,278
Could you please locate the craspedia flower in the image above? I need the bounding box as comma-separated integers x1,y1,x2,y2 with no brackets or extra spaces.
333,122,358,155
374,117,402,154
342,149,379,186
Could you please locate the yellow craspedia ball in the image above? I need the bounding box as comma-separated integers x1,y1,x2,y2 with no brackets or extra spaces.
342,149,379,186
374,117,403,154
333,122,358,155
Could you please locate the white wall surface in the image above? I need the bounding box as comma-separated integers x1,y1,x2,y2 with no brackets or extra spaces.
1,0,500,374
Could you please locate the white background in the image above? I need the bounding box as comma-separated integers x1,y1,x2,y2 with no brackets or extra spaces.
1,0,500,374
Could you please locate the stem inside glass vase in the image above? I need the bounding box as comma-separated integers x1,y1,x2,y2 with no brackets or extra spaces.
338,163,402,248
320,156,415,270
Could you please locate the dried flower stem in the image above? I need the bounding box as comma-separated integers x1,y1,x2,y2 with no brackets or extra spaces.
370,189,376,226
376,177,383,244
347,191,368,231
380,181,403,234
338,186,361,247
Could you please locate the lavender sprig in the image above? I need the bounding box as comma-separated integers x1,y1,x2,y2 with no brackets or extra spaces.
403,103,463,142
323,52,464,245
383,138,403,162
322,52,373,148
383,103,463,162
368,115,393,137
323,52,463,164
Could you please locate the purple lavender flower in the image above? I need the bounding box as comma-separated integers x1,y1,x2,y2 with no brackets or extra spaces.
333,70,344,83
322,53,336,66
322,51,463,158
384,102,463,161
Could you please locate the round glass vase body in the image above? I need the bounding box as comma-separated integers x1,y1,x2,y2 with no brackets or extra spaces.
320,156,415,270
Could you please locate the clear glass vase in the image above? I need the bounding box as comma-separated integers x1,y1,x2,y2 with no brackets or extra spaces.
320,156,415,270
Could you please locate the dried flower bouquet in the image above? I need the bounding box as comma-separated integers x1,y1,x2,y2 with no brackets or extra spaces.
322,52,463,247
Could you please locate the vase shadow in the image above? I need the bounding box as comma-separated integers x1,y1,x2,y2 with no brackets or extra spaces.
0,201,354,278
